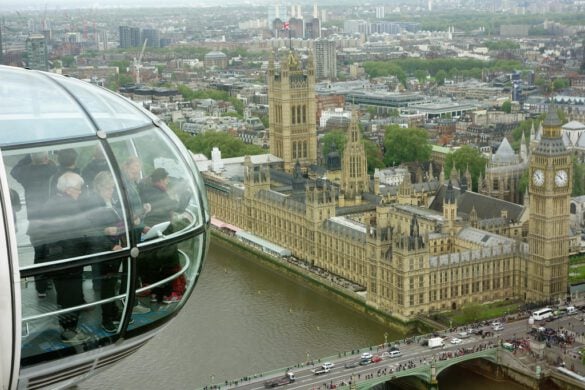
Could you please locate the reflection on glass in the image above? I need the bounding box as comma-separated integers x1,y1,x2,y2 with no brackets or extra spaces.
129,234,204,331
5,142,130,270
20,258,129,365
3,124,207,367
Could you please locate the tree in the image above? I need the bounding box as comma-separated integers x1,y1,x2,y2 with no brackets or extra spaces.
181,131,264,158
460,303,483,323
363,138,385,174
383,126,432,166
321,131,347,157
321,131,384,174
501,100,512,113
61,55,75,68
553,78,570,91
573,158,585,197
435,70,447,86
444,145,486,191
414,69,428,84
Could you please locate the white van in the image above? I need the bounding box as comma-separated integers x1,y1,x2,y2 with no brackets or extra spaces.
566,306,578,315
388,350,401,358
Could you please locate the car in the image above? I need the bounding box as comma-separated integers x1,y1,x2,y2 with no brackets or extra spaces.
344,360,359,369
371,355,382,363
493,324,504,331
491,321,502,327
359,358,371,366
360,352,373,360
388,350,401,358
313,367,330,375
321,362,335,370
450,337,462,344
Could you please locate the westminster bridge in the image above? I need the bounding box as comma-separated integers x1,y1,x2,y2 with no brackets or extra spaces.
204,318,584,390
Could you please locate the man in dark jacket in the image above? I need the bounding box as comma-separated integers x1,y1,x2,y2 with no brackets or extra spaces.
10,151,57,297
37,171,92,344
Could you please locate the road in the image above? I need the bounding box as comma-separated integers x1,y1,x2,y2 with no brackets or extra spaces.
217,312,585,390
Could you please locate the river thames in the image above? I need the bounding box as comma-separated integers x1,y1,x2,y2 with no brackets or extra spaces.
81,239,527,389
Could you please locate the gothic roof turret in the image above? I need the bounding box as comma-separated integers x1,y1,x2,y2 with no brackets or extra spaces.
292,160,306,193
543,105,561,128
460,174,468,193
445,179,456,204
326,143,341,170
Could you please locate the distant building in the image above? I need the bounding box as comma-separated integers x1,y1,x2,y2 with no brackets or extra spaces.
130,27,141,47
375,6,385,19
25,34,48,71
119,26,132,48
499,25,530,37
204,51,228,69
314,39,337,81
142,28,160,48
0,20,3,65
305,18,321,39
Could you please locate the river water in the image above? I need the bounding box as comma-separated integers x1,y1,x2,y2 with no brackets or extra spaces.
81,239,527,389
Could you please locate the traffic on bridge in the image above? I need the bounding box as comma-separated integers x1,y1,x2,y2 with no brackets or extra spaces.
202,308,585,390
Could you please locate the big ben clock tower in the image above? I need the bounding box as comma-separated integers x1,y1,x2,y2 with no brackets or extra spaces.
527,106,572,303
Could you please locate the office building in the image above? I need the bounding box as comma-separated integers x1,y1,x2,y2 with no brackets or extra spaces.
314,39,336,80
25,34,48,71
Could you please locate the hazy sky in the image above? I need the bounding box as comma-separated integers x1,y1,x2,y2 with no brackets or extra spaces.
0,0,249,12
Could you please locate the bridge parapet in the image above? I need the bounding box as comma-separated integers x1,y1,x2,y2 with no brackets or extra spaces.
350,346,500,390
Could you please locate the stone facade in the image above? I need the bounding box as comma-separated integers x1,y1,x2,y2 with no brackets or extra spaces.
202,72,571,321
268,50,317,173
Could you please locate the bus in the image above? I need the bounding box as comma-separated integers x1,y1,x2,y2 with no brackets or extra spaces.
532,307,553,321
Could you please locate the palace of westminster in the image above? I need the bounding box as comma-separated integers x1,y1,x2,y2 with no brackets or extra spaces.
201,50,573,321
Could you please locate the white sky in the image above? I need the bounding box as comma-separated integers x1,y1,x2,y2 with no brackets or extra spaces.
0,0,240,12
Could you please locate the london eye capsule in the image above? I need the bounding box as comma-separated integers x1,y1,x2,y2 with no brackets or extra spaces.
0,65,210,389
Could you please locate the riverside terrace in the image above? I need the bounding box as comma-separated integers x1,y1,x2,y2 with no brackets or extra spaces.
202,313,585,390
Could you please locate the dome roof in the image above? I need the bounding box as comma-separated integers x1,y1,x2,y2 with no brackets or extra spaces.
204,51,227,59
0,65,153,147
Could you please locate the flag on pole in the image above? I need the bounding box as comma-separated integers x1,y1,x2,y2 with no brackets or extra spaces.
283,21,289,30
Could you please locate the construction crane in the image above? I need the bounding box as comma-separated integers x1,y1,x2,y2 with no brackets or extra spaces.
133,38,147,84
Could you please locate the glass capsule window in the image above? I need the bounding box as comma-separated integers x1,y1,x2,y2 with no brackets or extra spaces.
0,66,209,368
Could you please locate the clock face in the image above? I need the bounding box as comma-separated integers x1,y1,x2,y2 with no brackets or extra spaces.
532,169,544,187
555,169,568,187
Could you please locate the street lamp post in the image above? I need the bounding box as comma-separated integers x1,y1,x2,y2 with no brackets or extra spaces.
384,332,388,346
